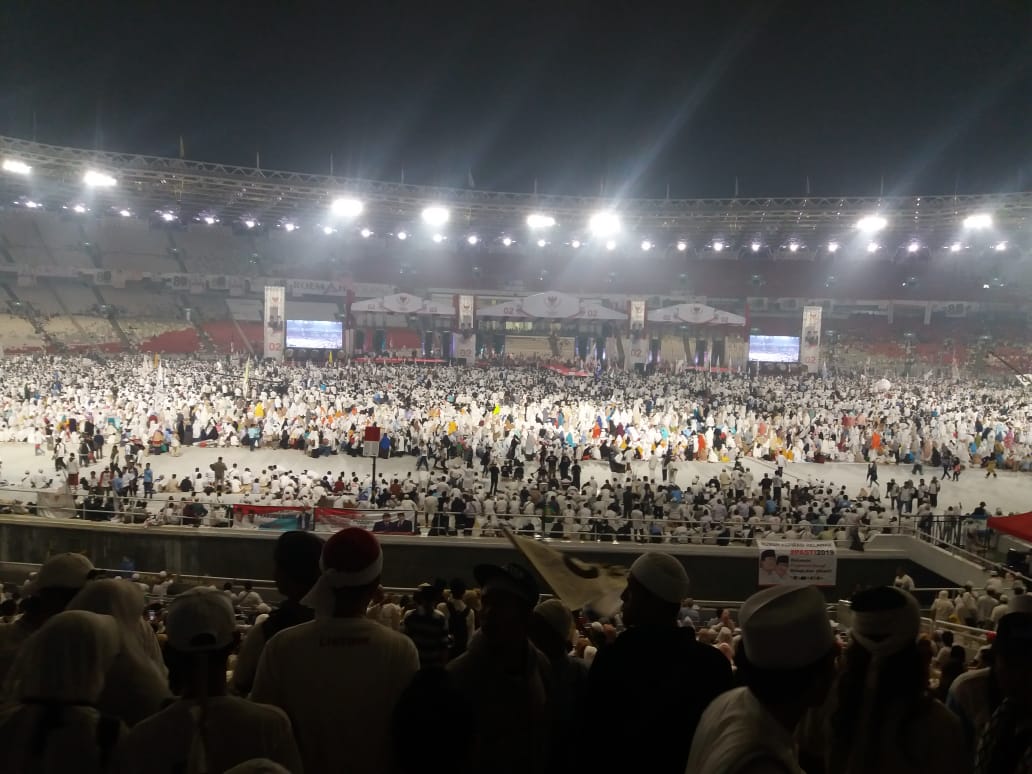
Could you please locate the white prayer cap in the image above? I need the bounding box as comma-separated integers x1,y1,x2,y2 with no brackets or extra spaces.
629,552,690,605
740,585,834,670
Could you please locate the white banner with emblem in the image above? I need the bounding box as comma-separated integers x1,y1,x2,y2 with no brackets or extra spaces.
800,305,822,373
458,294,475,330
629,299,646,332
263,285,285,360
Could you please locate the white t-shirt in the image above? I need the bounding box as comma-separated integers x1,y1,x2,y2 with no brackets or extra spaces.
687,687,804,774
115,696,300,773
250,616,419,774
0,704,126,774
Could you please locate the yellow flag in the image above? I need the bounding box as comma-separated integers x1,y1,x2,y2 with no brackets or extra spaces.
328,350,333,363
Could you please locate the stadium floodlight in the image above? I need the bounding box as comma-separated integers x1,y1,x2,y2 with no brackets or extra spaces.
24,200,40,209
641,240,653,252
203,215,217,226
605,239,617,251
160,212,176,222
676,240,688,252
963,213,992,230
571,239,581,249
322,225,335,235
526,213,556,229
330,197,364,217
712,240,725,252
360,228,373,238
502,236,513,247
994,241,1007,252
788,242,800,253
432,233,445,243
421,206,450,226
589,211,621,238
856,215,887,233
750,242,761,253
118,209,132,218
949,241,962,252
2,159,31,175
827,241,840,253
71,204,88,214
867,241,879,253
397,231,408,240
537,238,547,248
466,234,479,246
243,219,257,229
83,170,117,188
907,241,920,253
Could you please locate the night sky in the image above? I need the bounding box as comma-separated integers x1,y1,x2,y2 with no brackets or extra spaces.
1,0,1029,198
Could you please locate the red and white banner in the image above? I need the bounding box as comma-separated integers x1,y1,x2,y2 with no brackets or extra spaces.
800,305,822,373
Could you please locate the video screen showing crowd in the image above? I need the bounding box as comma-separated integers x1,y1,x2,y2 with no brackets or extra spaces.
0,353,1029,548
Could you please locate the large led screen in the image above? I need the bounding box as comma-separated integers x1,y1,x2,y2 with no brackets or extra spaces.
285,319,343,349
748,335,800,363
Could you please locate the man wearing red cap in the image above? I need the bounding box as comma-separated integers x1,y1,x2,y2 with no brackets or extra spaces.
251,528,419,774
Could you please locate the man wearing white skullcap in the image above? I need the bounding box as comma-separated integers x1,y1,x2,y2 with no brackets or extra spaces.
251,528,418,774
587,552,732,774
687,585,837,774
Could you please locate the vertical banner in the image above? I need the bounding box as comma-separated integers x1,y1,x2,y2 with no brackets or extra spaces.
629,299,646,332
452,332,476,363
457,294,475,330
800,305,822,373
263,285,285,360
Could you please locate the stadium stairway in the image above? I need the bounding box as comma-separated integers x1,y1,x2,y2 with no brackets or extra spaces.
90,286,133,350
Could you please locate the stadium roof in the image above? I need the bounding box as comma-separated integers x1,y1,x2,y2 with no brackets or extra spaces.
1,134,1030,248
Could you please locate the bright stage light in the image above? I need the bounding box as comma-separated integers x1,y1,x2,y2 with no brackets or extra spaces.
24,200,40,209
161,212,176,222
322,225,335,235
283,222,297,232
397,231,408,241
676,240,687,252
641,240,653,252
907,241,920,253
867,242,879,253
856,215,887,233
243,219,257,229
360,228,373,238
571,239,581,249
963,213,992,230
536,238,547,248
949,242,962,252
118,209,132,218
712,240,724,252
83,170,116,188
751,242,761,253
526,213,556,229
994,241,1007,252
605,239,617,251
432,233,445,243
330,197,364,217
2,159,31,175
589,212,620,238
203,215,217,226
466,234,479,246
502,236,513,247
827,241,840,253
71,204,88,214
788,242,800,253
421,206,450,226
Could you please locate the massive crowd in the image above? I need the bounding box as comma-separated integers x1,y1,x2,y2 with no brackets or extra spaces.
0,354,1028,551
0,530,1029,773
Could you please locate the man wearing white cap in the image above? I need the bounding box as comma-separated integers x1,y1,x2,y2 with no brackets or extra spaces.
687,585,838,774
0,552,95,686
251,528,419,774
587,552,732,774
115,588,302,773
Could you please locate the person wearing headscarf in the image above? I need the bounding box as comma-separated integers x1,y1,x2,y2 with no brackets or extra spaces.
64,579,172,726
0,610,126,774
826,586,967,774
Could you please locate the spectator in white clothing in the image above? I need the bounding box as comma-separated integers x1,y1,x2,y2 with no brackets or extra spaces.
115,588,302,774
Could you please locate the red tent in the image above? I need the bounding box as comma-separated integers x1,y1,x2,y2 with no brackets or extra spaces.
988,512,1032,543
